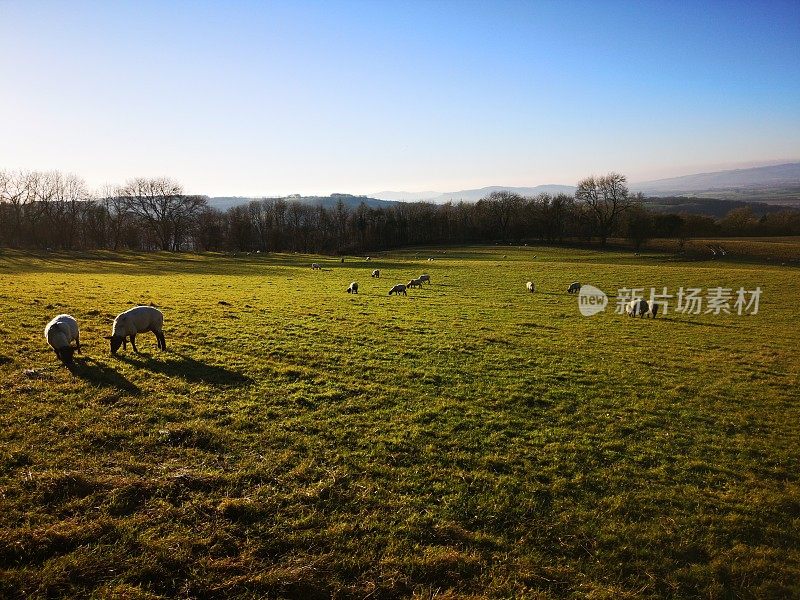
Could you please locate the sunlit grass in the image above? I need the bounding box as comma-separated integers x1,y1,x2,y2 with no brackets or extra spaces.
0,245,798,598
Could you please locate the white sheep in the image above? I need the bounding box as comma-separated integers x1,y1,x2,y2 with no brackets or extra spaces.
347,282,359,294
407,278,422,289
371,269,380,278
108,306,166,354
567,281,581,294
44,314,80,365
526,281,535,293
311,263,321,270
419,274,430,284
626,298,649,318
388,284,407,296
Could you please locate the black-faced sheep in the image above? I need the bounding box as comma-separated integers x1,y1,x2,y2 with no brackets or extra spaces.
567,282,581,294
371,269,380,278
108,306,166,354
626,298,649,318
407,278,422,289
526,281,535,293
44,314,80,365
347,282,359,294
311,263,321,270
388,284,407,296
419,274,430,284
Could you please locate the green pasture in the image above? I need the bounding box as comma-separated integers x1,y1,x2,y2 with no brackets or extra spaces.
0,245,798,598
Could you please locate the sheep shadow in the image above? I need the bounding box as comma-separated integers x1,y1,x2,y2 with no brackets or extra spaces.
660,318,738,329
116,352,252,387
68,357,140,394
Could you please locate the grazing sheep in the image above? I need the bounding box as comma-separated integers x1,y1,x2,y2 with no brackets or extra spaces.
347,282,359,294
526,281,535,293
371,269,380,278
365,257,371,261
340,257,345,263
108,306,166,354
388,284,407,296
648,303,660,318
44,314,80,365
419,274,430,284
626,298,649,318
311,263,321,270
567,281,581,294
407,278,422,289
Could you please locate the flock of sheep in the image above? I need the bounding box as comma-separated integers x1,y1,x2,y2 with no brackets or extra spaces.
336,266,432,297
41,258,657,369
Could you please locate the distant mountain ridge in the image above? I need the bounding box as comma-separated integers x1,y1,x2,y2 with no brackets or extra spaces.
372,185,576,203
209,194,399,212
208,163,800,212
431,185,576,203
633,162,800,194
372,190,440,202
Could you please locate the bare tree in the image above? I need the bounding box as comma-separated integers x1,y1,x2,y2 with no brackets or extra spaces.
478,190,524,242
99,184,130,250
575,172,633,245
118,177,205,251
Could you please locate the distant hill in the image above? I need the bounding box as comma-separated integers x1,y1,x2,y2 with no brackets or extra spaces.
641,196,794,218
208,164,800,213
634,162,800,204
372,190,440,202
209,194,399,212
430,185,576,204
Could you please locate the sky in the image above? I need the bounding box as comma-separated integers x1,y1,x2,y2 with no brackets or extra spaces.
1,0,799,197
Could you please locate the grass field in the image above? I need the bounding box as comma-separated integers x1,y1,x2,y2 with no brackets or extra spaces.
645,236,800,263
1,245,798,599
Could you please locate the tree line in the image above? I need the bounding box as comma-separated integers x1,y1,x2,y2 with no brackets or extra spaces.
2,169,799,254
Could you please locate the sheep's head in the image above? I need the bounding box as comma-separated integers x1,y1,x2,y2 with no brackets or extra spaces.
107,335,125,354
57,346,76,366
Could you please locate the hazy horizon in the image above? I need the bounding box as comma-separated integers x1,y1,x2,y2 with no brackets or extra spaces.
2,1,798,197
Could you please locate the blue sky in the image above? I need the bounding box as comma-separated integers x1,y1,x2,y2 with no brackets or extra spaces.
1,0,798,196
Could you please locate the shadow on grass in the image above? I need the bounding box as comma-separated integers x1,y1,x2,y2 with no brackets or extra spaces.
660,318,738,329
68,357,140,394
116,352,252,387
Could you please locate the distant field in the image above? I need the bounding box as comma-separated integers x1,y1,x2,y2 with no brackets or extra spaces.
1,246,798,598
646,236,800,262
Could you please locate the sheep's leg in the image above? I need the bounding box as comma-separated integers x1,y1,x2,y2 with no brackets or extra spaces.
130,334,139,353
75,335,81,353
155,330,166,350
